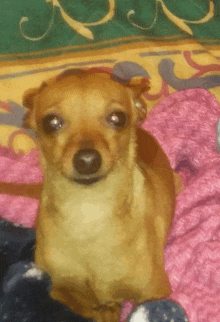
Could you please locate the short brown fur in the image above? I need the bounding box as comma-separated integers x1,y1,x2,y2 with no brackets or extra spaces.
22,70,175,322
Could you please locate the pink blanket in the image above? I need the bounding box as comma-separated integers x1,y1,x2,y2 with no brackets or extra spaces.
1,88,220,321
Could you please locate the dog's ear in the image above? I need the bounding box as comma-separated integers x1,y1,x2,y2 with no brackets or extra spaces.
127,78,150,96
22,88,38,110
22,82,47,110
22,82,47,129
126,78,150,122
22,88,39,129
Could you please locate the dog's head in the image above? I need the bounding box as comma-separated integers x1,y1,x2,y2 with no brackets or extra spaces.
23,69,149,185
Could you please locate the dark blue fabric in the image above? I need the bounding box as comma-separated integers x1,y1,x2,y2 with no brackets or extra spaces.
0,218,35,285
128,300,188,322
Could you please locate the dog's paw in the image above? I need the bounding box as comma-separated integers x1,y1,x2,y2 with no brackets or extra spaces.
93,305,121,322
127,300,188,322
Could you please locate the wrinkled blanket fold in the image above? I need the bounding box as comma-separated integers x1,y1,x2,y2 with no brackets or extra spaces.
142,88,220,322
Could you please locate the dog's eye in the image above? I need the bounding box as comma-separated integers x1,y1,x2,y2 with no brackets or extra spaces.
42,114,63,134
106,111,127,129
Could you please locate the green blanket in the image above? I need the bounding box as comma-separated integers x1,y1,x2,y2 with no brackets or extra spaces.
1,0,220,60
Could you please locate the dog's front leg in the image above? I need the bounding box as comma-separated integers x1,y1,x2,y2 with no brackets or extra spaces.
92,302,121,322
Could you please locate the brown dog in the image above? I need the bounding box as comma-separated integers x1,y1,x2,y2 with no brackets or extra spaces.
22,69,175,322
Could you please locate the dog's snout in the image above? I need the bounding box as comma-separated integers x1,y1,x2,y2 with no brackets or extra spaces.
73,149,101,175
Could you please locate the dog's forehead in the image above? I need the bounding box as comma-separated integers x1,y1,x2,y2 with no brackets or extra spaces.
37,73,130,110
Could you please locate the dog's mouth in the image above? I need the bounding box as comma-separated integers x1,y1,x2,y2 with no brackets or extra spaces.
73,175,104,186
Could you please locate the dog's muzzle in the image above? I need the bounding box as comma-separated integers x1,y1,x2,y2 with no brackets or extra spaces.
73,148,102,185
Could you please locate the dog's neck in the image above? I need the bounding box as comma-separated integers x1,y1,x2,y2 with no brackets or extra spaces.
43,161,134,207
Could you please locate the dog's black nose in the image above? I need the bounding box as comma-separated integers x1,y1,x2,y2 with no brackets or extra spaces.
73,149,101,175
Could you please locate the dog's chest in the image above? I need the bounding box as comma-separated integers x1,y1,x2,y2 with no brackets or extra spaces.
37,201,130,288
55,196,118,238
39,190,128,258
